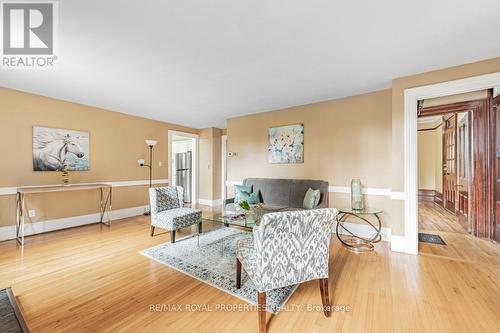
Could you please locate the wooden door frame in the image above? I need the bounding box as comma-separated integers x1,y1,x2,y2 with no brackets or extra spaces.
419,96,495,239
492,93,500,242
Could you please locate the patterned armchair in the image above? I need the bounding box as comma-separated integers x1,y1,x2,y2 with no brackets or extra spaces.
149,186,202,243
236,208,338,333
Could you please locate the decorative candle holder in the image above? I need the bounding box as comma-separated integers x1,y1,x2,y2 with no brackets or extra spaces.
253,203,265,222
61,165,70,186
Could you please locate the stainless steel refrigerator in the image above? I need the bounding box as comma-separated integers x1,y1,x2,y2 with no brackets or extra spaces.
175,151,192,203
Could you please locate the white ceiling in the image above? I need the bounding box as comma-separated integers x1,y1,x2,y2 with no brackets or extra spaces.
1,0,499,128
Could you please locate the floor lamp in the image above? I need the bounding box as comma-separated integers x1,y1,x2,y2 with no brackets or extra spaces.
138,139,157,215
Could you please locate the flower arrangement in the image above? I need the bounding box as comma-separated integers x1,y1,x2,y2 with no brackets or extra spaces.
238,200,250,211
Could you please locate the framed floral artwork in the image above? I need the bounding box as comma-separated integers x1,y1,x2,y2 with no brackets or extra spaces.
268,124,304,163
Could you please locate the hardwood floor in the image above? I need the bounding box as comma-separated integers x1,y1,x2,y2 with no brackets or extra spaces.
418,202,467,233
418,202,500,264
0,214,499,332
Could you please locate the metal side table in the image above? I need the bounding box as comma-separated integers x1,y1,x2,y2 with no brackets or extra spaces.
335,208,382,253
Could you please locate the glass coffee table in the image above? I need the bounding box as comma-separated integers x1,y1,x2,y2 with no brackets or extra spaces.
198,209,262,255
202,209,261,230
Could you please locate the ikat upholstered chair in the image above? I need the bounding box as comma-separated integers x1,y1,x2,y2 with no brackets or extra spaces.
149,186,202,243
235,208,338,333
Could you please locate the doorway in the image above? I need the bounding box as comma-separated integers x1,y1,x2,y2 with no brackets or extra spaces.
401,72,500,255
168,131,198,205
418,111,471,240
416,89,499,259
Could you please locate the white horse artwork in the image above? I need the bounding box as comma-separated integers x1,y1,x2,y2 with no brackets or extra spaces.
33,127,90,171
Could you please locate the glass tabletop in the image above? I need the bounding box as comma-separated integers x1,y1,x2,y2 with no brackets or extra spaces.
202,210,260,229
338,208,382,215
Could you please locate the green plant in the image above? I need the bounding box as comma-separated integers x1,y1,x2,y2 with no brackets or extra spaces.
238,200,250,211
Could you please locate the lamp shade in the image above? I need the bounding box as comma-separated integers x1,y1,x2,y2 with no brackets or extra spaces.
138,159,145,166
145,140,157,147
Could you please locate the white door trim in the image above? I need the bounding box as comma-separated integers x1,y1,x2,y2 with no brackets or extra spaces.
221,135,228,204
168,130,199,205
402,71,500,255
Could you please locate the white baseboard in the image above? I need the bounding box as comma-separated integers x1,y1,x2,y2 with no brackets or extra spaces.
335,221,391,242
390,235,413,253
0,205,148,242
198,198,223,207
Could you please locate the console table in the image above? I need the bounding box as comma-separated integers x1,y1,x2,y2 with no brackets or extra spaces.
16,184,112,246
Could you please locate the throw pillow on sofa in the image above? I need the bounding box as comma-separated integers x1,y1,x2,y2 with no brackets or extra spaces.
303,188,321,209
235,184,252,203
237,188,261,205
246,191,261,205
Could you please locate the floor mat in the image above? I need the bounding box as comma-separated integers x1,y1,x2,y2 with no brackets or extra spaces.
419,233,446,245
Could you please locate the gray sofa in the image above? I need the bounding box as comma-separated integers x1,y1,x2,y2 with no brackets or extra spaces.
227,178,329,212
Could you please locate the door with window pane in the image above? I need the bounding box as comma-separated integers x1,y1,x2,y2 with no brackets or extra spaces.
443,114,458,213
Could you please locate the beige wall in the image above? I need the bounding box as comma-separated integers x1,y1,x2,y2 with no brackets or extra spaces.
0,87,197,227
198,128,213,200
212,128,222,200
417,126,443,192
226,89,395,227
227,90,392,187
435,125,443,193
418,130,437,190
198,127,223,201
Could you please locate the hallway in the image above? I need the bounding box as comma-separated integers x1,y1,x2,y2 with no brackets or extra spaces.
419,202,467,234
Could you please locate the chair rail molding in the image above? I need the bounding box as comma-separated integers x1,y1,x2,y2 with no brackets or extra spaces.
402,71,500,256
198,198,223,207
225,181,404,199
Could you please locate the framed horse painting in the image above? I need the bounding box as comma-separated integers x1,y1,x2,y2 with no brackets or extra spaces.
33,126,90,171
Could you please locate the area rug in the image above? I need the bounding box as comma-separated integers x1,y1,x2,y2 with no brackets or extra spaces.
140,228,298,314
0,289,23,333
418,232,446,245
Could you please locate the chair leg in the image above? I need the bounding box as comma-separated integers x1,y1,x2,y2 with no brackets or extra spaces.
171,230,176,243
150,226,155,237
236,258,241,289
258,292,267,333
319,278,331,317
198,221,203,234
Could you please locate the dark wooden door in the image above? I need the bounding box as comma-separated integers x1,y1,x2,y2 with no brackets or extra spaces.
443,114,458,213
494,93,500,242
457,113,470,231
471,96,495,239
